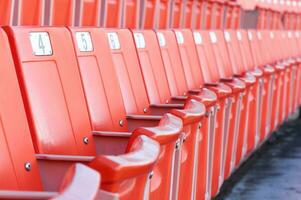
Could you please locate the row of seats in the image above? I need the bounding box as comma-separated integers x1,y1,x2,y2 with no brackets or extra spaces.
0,26,300,200
0,0,241,29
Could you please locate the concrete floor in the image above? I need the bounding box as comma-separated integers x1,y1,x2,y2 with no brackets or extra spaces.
216,118,301,200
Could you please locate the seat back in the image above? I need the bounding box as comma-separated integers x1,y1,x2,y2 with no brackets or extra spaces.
214,30,234,78
194,0,203,29
105,29,150,115
211,2,224,29
16,0,43,25
69,28,128,132
184,0,194,28
237,30,256,72
193,30,222,83
156,30,189,97
204,1,213,29
6,27,95,156
171,0,185,28
158,0,172,29
0,0,13,25
49,0,75,26
247,30,264,67
173,29,205,89
0,28,42,191
224,30,245,75
103,0,123,27
132,30,172,104
141,0,157,29
79,0,101,26
123,0,140,28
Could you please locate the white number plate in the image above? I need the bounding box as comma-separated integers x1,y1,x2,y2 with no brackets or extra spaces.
30,32,53,56
193,32,202,44
224,31,231,42
107,32,120,50
134,33,146,49
175,31,184,44
209,32,217,43
157,32,166,47
75,32,93,52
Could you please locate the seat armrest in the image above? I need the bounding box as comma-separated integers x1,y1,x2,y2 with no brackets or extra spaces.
54,164,100,200
89,135,160,186
0,191,57,199
171,99,206,125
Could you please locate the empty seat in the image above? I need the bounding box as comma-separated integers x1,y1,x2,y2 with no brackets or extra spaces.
171,0,185,28
5,26,164,199
0,27,100,199
211,1,224,29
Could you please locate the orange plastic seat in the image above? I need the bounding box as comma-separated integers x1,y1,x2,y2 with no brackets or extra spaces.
171,0,185,28
0,27,100,199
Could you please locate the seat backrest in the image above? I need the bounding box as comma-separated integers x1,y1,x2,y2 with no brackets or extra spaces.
79,0,101,26
173,29,205,89
105,29,150,115
194,0,203,29
214,30,234,78
0,28,42,191
224,30,245,75
132,30,172,104
103,0,123,27
184,0,194,28
6,27,95,156
69,28,128,132
156,30,189,97
0,0,13,25
171,0,185,28
211,2,224,29
141,0,157,29
123,0,140,28
204,1,213,29
237,30,256,72
17,0,43,25
158,0,172,29
247,30,263,67
49,0,75,26
193,30,222,83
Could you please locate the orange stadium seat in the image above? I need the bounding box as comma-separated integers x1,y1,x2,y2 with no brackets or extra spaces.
0,27,100,199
